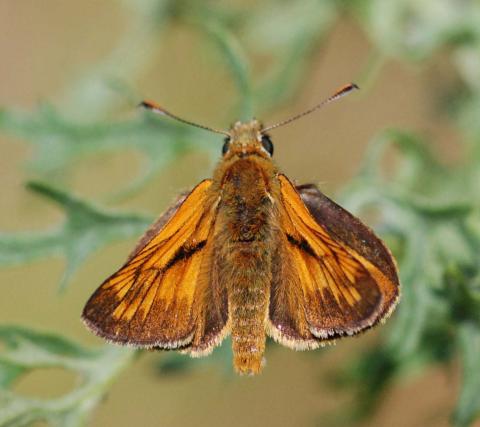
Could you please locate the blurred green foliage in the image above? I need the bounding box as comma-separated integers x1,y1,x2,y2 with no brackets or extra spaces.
0,182,151,290
0,326,134,427
338,128,480,426
2,0,480,426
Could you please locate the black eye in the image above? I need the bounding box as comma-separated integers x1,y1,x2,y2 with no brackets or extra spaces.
261,134,273,156
222,137,230,155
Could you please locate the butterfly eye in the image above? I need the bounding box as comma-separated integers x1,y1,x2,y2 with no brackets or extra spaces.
222,137,231,155
261,134,274,156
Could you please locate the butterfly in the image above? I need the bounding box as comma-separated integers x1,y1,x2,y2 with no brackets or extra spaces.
82,83,400,375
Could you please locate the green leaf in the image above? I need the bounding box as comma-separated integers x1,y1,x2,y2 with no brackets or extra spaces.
246,0,337,112
193,11,254,120
0,326,135,427
0,106,217,197
359,0,480,61
0,181,152,290
453,323,480,427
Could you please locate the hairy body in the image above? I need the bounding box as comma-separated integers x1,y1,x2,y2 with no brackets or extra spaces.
213,146,278,373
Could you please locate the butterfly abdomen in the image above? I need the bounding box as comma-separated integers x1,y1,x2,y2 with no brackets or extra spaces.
214,157,277,374
227,245,271,374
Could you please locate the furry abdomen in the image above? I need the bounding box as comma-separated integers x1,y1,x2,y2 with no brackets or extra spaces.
213,156,277,374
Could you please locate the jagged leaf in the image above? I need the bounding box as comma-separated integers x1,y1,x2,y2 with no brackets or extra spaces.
0,326,135,427
0,181,152,290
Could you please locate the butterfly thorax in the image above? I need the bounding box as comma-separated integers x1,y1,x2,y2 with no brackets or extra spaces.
212,144,280,374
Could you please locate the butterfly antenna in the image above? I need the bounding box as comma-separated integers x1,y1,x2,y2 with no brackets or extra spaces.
139,100,230,136
263,83,359,132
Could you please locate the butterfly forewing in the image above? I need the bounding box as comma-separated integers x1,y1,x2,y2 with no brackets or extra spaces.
82,179,226,349
296,183,399,287
267,175,399,347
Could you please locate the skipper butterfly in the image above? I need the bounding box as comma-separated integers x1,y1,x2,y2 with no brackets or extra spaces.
82,84,400,375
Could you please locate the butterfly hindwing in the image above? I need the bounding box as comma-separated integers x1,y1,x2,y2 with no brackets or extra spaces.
268,175,399,348
181,244,230,356
82,180,228,350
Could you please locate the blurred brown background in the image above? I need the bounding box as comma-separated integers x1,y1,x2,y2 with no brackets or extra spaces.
0,2,468,426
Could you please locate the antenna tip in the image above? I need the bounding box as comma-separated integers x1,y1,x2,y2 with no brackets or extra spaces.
331,83,360,100
339,83,360,94
138,100,166,114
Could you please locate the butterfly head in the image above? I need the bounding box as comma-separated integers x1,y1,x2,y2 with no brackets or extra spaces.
222,120,273,158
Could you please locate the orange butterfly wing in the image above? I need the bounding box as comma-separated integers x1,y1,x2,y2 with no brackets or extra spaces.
267,175,399,349
82,180,228,352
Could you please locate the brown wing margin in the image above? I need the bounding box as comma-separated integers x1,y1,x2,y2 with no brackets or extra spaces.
267,176,400,349
82,180,229,353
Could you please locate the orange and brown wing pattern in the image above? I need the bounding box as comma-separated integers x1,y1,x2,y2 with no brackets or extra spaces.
268,175,399,348
82,179,224,349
